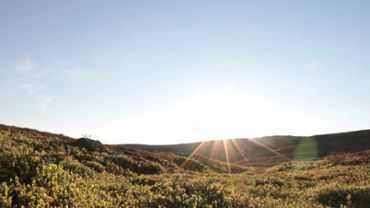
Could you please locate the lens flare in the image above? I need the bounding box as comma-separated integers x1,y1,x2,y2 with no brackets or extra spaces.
181,136,293,172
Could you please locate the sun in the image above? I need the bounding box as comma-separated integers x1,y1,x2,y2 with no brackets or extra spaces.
114,86,273,144
165,87,268,141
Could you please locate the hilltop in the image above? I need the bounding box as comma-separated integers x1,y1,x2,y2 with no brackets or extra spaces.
0,124,369,207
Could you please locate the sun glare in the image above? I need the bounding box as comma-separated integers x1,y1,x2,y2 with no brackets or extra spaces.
125,87,272,144
180,137,291,173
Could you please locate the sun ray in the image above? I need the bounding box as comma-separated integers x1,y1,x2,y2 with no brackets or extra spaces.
222,140,232,174
180,141,207,168
229,139,255,170
251,139,291,162
209,140,222,160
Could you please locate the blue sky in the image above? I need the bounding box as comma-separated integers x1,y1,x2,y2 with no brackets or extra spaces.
1,1,370,144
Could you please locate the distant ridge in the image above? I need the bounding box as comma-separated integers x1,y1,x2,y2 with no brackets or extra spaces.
123,129,370,166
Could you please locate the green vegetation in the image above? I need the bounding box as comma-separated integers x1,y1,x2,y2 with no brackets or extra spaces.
0,124,369,207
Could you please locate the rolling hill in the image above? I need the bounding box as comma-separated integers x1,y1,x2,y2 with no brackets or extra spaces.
0,123,369,207
123,130,370,166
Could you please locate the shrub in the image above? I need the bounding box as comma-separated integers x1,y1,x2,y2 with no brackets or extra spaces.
326,153,347,165
72,138,104,152
317,186,370,208
0,182,12,207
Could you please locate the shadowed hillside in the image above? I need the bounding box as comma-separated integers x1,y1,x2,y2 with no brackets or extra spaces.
124,130,370,166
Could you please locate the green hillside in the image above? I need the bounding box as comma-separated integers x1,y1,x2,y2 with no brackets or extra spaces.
0,124,370,207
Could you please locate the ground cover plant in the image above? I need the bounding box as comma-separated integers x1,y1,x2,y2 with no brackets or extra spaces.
0,124,369,207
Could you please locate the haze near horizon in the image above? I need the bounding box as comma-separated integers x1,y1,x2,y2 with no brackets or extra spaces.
1,1,370,144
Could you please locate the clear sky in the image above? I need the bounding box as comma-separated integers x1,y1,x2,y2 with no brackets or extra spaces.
1,1,370,144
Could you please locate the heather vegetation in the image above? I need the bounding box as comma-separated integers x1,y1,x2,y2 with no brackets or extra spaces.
0,124,369,207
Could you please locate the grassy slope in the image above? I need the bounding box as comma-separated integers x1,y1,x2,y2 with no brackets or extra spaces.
0,124,369,207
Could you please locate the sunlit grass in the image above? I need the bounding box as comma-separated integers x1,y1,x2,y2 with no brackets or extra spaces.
1,124,369,207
